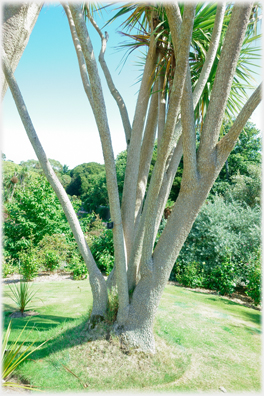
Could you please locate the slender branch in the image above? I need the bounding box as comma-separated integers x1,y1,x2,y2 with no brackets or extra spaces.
199,3,253,156
164,3,182,48
154,136,183,238
68,4,129,325
87,10,132,144
181,67,197,182
121,33,158,261
2,50,108,317
134,79,159,232
63,4,94,110
166,3,197,181
216,83,262,167
192,3,226,107
158,68,166,147
127,81,159,288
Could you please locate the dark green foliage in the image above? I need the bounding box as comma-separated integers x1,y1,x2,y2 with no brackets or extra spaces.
66,162,105,197
79,212,105,234
245,250,261,305
173,261,204,289
210,121,261,199
167,196,261,302
59,174,72,188
204,260,237,296
90,230,114,275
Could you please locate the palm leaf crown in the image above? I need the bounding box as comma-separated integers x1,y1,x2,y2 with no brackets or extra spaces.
100,2,261,129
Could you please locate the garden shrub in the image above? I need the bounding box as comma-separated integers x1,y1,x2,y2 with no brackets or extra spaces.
174,261,204,288
37,233,71,271
66,254,88,280
3,176,71,260
43,250,61,272
204,260,237,296
169,196,260,284
245,250,261,305
18,247,39,281
225,164,261,208
80,212,105,236
2,256,17,278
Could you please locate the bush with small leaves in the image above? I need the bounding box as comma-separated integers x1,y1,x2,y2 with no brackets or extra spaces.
245,250,261,305
66,254,88,280
204,260,237,296
18,247,39,281
44,250,61,272
175,261,204,288
167,196,260,284
2,256,17,278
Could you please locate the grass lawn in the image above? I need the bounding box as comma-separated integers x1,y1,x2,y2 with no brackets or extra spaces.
2,279,261,393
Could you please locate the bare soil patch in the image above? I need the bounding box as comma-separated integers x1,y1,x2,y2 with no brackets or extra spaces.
9,310,39,318
2,271,74,284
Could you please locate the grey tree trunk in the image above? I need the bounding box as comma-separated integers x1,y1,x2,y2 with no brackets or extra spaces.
2,3,42,98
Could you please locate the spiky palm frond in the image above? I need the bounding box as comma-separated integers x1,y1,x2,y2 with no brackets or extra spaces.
104,3,261,124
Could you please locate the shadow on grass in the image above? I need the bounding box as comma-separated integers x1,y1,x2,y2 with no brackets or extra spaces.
3,307,77,332
220,300,261,325
29,314,94,361
3,308,95,362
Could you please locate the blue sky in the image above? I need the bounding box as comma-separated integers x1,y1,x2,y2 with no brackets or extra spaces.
2,3,263,169
2,3,142,168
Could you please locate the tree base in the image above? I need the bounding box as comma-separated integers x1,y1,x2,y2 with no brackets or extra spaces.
89,314,104,329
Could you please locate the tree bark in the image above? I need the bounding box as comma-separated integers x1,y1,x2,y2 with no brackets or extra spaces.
2,3,42,98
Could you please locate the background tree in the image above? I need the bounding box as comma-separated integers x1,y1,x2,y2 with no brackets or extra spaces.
2,3,261,353
66,162,105,196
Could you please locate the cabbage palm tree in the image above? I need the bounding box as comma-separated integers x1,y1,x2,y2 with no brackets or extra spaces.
3,3,261,353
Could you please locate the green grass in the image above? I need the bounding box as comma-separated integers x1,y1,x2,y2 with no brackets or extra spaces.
2,280,261,392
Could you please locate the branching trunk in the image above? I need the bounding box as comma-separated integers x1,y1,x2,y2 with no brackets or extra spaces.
3,3,261,354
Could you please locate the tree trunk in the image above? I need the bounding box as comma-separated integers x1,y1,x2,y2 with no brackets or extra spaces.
2,3,42,98
122,183,211,353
